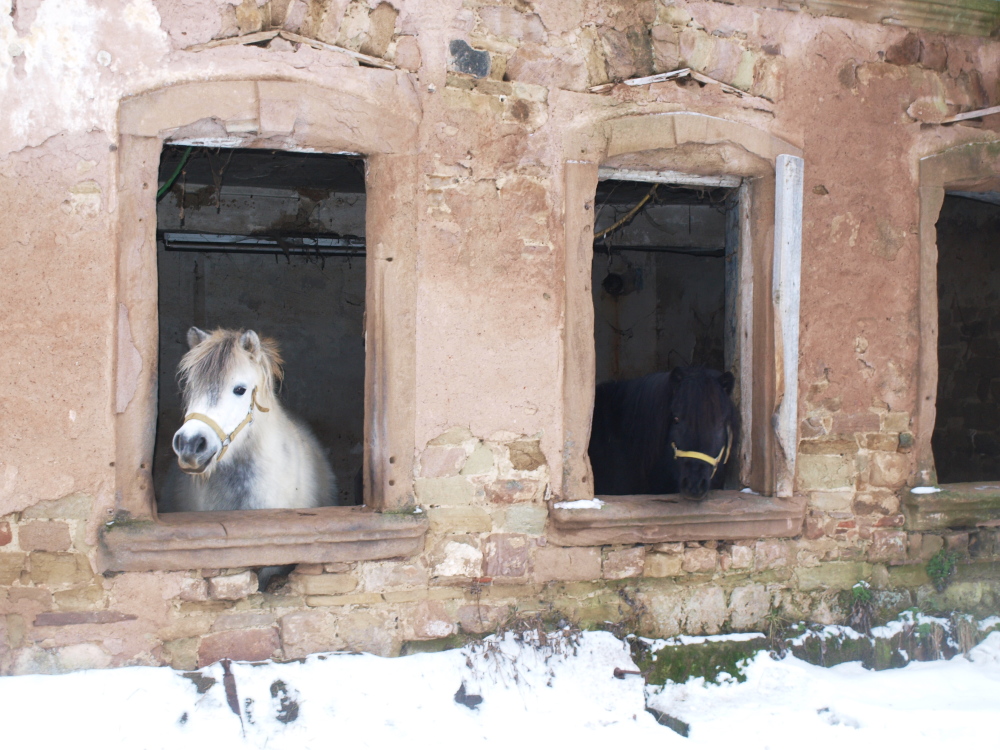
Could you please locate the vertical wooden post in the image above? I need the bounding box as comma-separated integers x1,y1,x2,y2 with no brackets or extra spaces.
772,154,803,497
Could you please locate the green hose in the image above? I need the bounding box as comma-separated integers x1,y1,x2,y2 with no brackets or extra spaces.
156,146,193,201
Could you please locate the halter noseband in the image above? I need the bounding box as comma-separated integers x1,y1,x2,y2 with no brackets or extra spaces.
182,386,269,463
672,426,733,479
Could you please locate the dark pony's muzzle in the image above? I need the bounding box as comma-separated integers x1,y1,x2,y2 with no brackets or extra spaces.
672,427,733,500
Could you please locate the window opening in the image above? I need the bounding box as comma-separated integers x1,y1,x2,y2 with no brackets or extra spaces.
933,191,1000,483
153,146,366,509
590,178,741,496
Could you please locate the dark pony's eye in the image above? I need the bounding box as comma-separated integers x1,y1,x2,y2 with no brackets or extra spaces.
233,386,247,396
673,416,680,423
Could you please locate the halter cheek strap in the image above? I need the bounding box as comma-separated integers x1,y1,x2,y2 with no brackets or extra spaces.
183,386,269,463
672,426,733,479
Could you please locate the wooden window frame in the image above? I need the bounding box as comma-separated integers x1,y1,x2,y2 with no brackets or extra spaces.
554,112,806,544
100,79,427,572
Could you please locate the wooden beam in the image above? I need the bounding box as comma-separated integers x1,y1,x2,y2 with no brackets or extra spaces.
772,154,804,498
597,167,742,188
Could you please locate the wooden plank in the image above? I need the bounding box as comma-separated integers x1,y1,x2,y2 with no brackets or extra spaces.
186,30,279,52
589,68,691,94
737,182,755,488
597,167,741,188
278,31,396,70
941,104,1000,123
772,154,803,498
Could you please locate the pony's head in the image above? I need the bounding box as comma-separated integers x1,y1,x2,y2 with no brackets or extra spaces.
668,367,737,501
172,327,283,475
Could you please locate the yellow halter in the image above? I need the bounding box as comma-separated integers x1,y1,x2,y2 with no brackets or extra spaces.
672,426,733,478
182,386,269,462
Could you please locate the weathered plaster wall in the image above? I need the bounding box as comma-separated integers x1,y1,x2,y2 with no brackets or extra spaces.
3,0,1000,674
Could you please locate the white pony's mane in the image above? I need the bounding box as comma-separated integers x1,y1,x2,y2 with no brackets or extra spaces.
177,329,284,406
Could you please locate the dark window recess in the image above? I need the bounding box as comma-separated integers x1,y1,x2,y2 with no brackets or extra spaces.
153,146,367,507
934,191,1000,483
591,180,740,491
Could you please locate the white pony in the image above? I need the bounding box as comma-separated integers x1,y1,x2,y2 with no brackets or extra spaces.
161,327,338,512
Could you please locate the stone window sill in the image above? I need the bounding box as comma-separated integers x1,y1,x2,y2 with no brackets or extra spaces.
98,506,428,572
546,491,806,546
903,483,1000,532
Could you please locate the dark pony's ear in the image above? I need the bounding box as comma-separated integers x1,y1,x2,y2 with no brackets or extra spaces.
719,371,735,395
187,327,209,349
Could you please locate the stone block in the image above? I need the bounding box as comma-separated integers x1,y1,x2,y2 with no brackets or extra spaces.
207,571,258,601
295,563,325,575
533,547,601,582
290,573,359,596
794,562,871,591
682,587,727,635
338,610,400,657
484,534,530,579
920,534,944,560
603,546,645,579
799,438,858,455
502,504,546,534
462,443,494,477
508,440,545,471
426,507,492,534
882,411,911,432
449,39,491,79
305,593,384,607
198,627,280,667
21,493,92,520
28,552,93,585
394,35,421,71
870,529,907,561
406,600,455,640
457,603,507,634
56,643,112,672
0,521,11,547
359,561,429,590
279,611,344,659
887,564,932,588
729,584,770,629
53,585,106,611
18,521,72,552
420,446,467,478
162,638,199,671
945,532,970,555
809,491,853,512
832,412,880,433
754,540,790,571
0,553,26,585
179,577,210,602
885,32,920,66
730,545,753,569
861,433,899,452
919,39,948,72
211,612,276,632
643,587,684,637
428,427,474,446
477,6,546,44
415,476,477,505
797,454,856,491
484,479,543,504
682,546,717,573
644,553,682,578
432,541,483,579
868,452,909,489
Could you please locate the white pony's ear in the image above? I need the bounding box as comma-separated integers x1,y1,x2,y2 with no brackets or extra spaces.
187,327,209,349
240,330,262,359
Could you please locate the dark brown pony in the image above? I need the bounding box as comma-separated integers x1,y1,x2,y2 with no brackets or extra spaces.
588,367,738,500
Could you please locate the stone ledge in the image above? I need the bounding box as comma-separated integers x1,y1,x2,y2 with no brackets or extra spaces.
904,483,1000,531
98,507,428,572
546,492,806,546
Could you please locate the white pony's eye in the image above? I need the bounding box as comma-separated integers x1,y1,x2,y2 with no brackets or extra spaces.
233,386,247,396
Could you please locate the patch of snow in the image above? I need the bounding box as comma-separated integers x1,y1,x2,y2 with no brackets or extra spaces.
974,485,1000,491
553,498,605,510
739,488,759,495
910,486,942,494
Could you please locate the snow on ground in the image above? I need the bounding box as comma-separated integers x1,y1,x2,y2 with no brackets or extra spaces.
1,630,999,749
